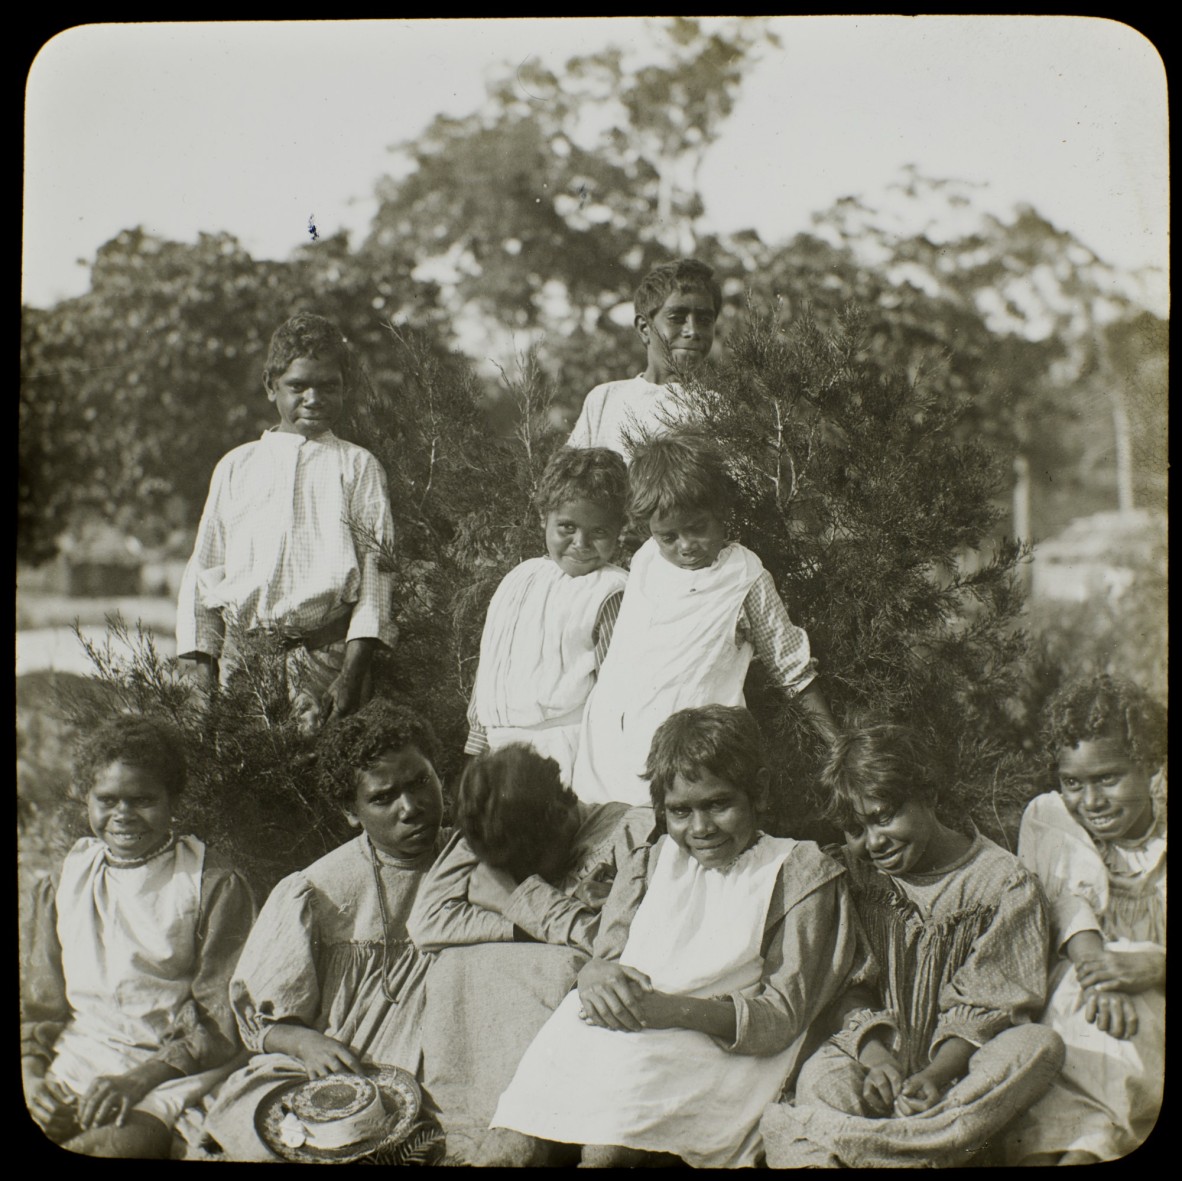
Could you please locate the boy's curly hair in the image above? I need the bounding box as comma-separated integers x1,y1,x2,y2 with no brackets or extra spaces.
644,705,768,819
317,697,441,807
819,721,941,834
535,447,628,522
73,715,188,800
263,312,353,389
455,745,578,882
634,258,723,322
1042,674,1167,772
627,430,736,529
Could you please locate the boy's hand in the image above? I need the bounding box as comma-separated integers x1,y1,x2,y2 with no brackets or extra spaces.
1084,988,1138,1039
894,1070,946,1116
857,1040,905,1117
577,960,652,1032
468,863,518,915
1076,947,1164,995
24,1062,78,1138
77,1071,155,1130
321,674,363,722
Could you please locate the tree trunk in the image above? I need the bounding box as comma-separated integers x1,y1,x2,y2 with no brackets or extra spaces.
1012,452,1032,544
1111,390,1135,512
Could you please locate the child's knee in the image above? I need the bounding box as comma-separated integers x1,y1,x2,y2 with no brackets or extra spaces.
474,1128,546,1168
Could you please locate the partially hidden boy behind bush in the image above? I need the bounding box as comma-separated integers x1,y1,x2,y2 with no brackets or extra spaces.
177,313,397,728
567,258,721,462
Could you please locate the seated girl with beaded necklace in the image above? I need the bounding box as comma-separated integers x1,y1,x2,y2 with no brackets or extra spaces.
21,716,256,1158
201,698,446,1161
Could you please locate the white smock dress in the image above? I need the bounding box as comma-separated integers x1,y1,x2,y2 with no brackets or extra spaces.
490,833,808,1168
472,558,627,785
572,540,763,806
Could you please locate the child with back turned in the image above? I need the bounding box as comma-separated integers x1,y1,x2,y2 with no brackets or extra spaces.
567,258,721,461
21,717,255,1158
572,430,835,806
177,312,397,727
762,722,1064,1169
465,446,628,785
1006,675,1166,1166
480,705,867,1168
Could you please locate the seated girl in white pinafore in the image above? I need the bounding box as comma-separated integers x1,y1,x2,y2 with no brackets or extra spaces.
1006,675,1166,1166
478,705,868,1169
21,717,255,1159
464,447,628,786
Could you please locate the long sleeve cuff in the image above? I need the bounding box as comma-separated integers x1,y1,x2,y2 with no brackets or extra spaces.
931,1005,1010,1055
830,1008,900,1060
464,730,490,757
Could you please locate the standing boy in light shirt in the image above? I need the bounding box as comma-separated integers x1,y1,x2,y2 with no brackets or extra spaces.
177,313,397,725
567,259,721,462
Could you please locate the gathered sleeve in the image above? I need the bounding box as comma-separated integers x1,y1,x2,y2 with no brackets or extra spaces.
229,871,327,1054
463,684,490,756
20,875,69,1065
930,868,1052,1054
406,832,516,952
176,459,231,659
1018,792,1108,951
740,570,818,697
720,849,872,1057
345,452,398,649
152,859,256,1074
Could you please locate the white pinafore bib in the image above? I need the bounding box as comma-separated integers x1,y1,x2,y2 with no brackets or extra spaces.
491,834,809,1168
571,540,763,804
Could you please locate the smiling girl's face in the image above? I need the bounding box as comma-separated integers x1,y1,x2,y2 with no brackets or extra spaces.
88,760,174,860
662,767,763,869
844,790,941,876
1057,737,1155,842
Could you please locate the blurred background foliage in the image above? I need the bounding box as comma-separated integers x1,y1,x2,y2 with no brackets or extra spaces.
19,18,1166,889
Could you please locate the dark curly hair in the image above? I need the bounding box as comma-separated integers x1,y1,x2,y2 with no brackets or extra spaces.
455,745,578,883
263,312,353,390
317,697,440,807
819,721,941,834
644,705,768,819
634,258,723,322
1042,675,1167,773
627,430,736,530
73,715,188,800
535,447,628,523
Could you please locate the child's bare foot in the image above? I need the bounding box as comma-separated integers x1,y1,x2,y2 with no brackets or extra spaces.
475,1128,550,1167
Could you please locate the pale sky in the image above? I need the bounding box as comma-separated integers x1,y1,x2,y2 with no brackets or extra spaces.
23,17,1168,314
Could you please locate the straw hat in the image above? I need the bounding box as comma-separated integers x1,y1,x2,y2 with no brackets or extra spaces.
255,1065,422,1164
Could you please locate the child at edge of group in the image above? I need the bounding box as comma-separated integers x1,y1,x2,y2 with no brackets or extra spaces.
200,699,448,1162
571,429,837,807
478,705,869,1169
1005,675,1166,1167
464,447,628,786
761,722,1065,1170
21,717,256,1159
408,745,654,1158
566,258,721,462
176,312,397,729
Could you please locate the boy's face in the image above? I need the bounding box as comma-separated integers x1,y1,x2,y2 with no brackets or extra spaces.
267,355,344,437
1057,738,1154,842
543,498,621,577
649,507,727,571
844,791,939,876
663,767,763,870
88,760,174,860
347,744,444,861
636,286,717,385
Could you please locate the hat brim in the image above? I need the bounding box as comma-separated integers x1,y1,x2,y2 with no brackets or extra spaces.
256,1064,422,1164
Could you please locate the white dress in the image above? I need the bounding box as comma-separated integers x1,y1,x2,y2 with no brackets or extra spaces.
491,834,809,1168
472,558,627,785
1006,788,1166,1163
571,540,763,805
